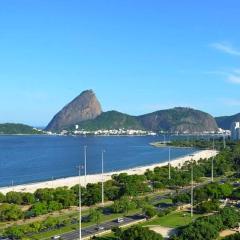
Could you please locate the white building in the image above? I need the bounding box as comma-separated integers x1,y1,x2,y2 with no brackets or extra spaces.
231,122,240,140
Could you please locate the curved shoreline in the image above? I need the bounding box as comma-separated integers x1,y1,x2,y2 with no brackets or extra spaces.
0,149,217,194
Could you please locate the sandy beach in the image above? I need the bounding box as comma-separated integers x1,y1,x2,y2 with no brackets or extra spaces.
0,149,217,194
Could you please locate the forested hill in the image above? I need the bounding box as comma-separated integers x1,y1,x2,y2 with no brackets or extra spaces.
138,107,218,133
0,123,43,134
70,107,218,133
70,111,144,131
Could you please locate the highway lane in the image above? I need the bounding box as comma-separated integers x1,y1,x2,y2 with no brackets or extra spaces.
60,214,146,240
47,178,224,240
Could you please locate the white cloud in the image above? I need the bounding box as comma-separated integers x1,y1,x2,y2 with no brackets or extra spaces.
228,74,240,84
211,42,240,56
205,68,240,85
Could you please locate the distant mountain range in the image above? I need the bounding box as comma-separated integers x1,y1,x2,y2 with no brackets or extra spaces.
1,90,238,134
68,107,219,133
215,113,240,130
45,90,219,133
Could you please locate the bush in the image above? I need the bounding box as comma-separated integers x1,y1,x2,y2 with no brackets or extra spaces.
22,192,36,204
120,225,163,240
31,202,48,216
158,207,177,217
196,200,220,213
111,196,137,214
6,191,23,205
0,203,23,221
142,205,158,218
0,192,6,203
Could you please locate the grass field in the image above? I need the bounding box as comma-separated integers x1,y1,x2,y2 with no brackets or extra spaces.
142,211,203,228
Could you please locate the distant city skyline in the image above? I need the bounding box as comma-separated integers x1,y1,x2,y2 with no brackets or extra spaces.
0,1,240,126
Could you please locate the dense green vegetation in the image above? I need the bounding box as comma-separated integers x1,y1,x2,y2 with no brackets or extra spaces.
173,182,234,207
223,233,240,240
166,138,232,150
71,111,144,131
138,107,218,133
115,225,163,240
1,139,240,239
171,207,240,240
0,123,42,134
67,107,218,133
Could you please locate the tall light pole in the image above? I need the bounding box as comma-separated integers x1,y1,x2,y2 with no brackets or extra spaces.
168,147,171,180
101,150,105,206
211,139,215,182
223,134,226,149
84,146,87,187
77,165,82,240
191,160,194,218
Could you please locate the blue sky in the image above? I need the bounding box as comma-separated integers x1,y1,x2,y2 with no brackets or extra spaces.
0,0,240,126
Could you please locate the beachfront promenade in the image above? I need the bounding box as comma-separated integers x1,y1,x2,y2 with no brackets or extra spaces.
0,150,217,194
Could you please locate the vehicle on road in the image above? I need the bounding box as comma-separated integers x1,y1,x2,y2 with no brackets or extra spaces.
117,217,124,223
51,235,61,239
96,226,105,231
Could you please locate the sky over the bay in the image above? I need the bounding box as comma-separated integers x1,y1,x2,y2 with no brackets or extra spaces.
0,0,240,126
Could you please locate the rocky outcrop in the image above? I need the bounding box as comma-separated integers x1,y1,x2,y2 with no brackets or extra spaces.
137,107,218,133
46,90,219,133
45,90,102,131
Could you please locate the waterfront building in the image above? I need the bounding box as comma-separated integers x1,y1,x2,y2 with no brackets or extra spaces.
231,122,240,140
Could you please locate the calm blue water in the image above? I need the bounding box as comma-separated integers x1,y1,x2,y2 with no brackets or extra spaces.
0,135,196,187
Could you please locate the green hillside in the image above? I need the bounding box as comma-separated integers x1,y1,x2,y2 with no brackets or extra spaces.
67,107,218,133
72,111,144,130
0,123,43,134
138,107,218,133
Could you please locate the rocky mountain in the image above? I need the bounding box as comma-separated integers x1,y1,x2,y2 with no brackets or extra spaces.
138,107,218,133
46,90,219,133
0,123,42,134
215,113,240,130
45,90,102,131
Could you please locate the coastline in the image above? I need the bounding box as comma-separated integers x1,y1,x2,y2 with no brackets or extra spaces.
0,149,217,194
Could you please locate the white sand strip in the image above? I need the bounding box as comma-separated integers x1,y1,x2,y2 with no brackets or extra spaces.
0,150,217,194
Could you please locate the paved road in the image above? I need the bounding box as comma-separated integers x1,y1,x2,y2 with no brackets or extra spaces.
46,178,226,240
60,214,146,240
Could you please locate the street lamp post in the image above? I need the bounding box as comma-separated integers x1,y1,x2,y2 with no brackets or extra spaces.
223,134,226,149
182,157,194,218
84,146,87,187
211,139,215,182
101,150,105,206
77,165,82,240
191,161,194,218
168,147,171,180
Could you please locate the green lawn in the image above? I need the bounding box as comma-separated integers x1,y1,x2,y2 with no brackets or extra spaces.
152,198,173,205
142,211,204,228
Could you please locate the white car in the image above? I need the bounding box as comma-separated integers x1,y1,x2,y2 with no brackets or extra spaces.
117,217,124,223
97,226,105,231
51,236,61,239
